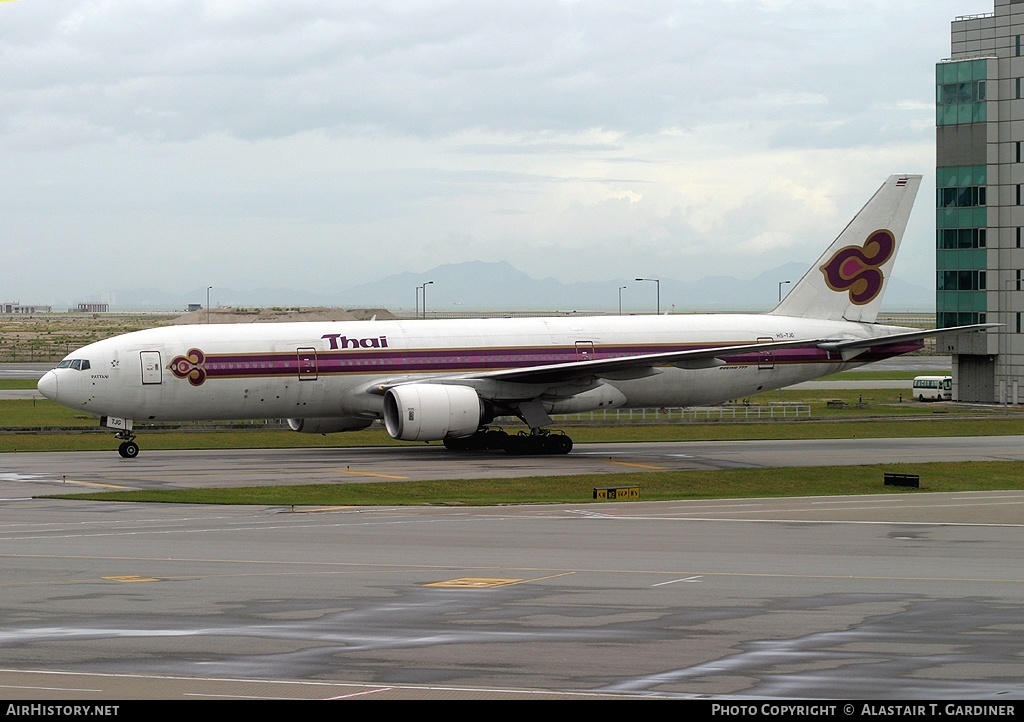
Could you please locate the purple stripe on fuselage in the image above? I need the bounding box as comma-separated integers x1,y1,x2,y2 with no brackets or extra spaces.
720,340,923,365
178,339,921,382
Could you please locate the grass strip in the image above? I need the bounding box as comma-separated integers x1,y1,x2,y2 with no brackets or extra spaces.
2,415,1023,453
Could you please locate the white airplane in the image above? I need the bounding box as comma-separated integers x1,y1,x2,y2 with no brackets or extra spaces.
38,174,992,458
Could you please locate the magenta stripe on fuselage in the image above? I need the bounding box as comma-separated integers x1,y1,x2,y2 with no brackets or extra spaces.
175,338,922,382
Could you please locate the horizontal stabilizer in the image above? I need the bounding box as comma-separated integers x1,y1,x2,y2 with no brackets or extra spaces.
818,323,998,360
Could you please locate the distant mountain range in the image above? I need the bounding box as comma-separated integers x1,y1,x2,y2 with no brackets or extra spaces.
100,260,934,314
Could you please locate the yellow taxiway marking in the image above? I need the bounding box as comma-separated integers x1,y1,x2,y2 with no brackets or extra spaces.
339,469,409,480
426,572,575,589
606,460,666,470
426,578,522,588
102,576,160,583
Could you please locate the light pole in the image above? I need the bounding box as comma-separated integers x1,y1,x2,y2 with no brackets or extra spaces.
420,280,434,319
618,286,627,315
206,286,212,324
635,278,660,315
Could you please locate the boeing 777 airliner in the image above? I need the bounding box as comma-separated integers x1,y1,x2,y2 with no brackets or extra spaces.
38,174,992,457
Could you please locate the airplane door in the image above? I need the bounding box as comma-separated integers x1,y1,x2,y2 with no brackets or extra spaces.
297,348,318,380
140,351,162,384
757,337,775,370
575,341,595,362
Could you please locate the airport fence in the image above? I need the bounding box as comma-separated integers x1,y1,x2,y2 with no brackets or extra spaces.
1,342,78,363
498,403,811,426
24,403,808,434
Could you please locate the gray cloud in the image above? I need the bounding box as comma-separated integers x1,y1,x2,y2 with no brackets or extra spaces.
0,0,992,305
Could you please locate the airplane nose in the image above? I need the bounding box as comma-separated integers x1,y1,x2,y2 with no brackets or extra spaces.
37,370,58,401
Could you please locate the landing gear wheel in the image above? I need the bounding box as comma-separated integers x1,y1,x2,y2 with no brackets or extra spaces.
484,429,509,449
118,441,139,458
502,433,529,456
443,428,511,452
443,436,471,451
541,433,572,454
503,430,574,455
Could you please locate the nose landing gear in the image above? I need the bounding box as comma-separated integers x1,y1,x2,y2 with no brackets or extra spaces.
115,431,139,458
101,416,139,459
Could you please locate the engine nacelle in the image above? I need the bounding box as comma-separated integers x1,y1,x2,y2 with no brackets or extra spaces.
287,417,373,434
383,384,482,441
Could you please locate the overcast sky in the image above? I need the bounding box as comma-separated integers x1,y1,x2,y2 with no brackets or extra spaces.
0,0,995,308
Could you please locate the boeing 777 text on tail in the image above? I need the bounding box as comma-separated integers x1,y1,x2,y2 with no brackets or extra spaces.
38,174,992,457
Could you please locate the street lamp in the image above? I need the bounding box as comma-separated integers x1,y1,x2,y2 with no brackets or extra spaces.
618,286,627,316
419,280,434,319
415,284,426,318
207,286,212,324
778,280,791,303
635,278,660,315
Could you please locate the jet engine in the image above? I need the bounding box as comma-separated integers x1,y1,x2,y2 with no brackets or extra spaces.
383,384,482,441
287,417,373,434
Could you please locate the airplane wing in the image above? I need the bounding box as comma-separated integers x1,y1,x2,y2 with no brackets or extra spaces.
369,325,996,394
455,324,993,386
471,337,828,385
364,337,826,395
365,337,829,431
817,323,998,361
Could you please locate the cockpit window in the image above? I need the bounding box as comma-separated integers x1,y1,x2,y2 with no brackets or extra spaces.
57,359,90,371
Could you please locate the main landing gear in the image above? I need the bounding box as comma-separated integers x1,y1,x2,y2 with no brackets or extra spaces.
504,429,573,456
115,431,139,458
443,427,573,455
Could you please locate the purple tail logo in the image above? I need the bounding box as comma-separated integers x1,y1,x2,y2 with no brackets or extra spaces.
169,348,207,386
819,229,895,305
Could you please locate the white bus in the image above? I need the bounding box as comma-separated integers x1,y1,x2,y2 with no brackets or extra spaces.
912,375,952,401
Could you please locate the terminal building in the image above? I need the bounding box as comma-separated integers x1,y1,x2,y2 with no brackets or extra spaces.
76,302,109,313
0,302,52,314
939,0,1024,402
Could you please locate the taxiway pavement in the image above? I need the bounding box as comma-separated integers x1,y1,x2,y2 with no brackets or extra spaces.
0,440,1022,700
2,436,1023,495
0,486,1021,700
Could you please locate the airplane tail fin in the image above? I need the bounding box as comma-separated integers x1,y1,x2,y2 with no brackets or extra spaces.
770,174,922,323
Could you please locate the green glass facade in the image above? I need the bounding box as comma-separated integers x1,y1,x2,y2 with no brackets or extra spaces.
935,117,988,327
936,59,987,126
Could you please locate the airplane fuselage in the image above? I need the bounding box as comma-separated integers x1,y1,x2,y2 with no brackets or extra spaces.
39,313,921,424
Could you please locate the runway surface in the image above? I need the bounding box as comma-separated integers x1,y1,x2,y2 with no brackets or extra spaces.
0,440,1023,700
